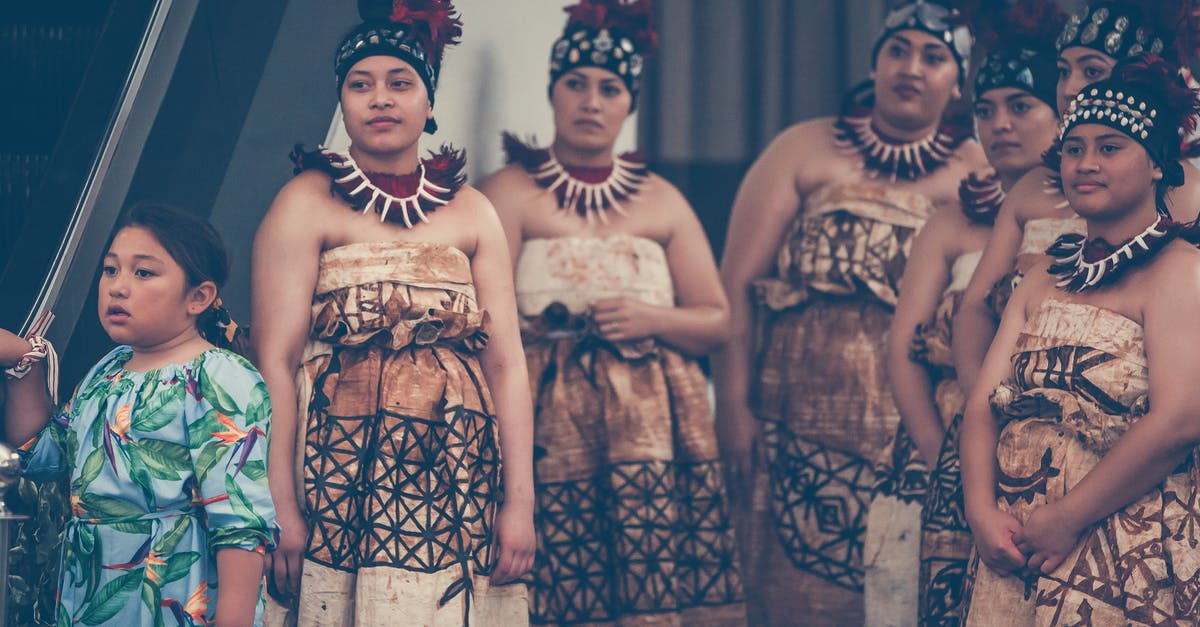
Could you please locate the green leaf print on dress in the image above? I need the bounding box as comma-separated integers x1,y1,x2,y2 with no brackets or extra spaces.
17,347,277,626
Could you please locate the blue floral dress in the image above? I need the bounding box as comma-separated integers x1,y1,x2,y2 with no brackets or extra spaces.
19,346,277,626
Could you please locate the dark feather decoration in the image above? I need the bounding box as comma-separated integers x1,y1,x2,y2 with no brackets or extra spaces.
1137,0,1200,65
358,0,463,67
1116,54,1200,136
563,0,657,53
972,0,1066,51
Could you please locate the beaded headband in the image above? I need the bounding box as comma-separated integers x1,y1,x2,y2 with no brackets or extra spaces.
1060,84,1158,143
334,0,463,134
549,0,657,111
1055,56,1198,188
974,46,1058,110
1055,3,1166,59
872,1,973,87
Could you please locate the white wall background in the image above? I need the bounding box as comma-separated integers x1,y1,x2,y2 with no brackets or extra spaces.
324,0,639,182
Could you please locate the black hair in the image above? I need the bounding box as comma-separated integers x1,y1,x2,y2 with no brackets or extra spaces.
113,203,245,353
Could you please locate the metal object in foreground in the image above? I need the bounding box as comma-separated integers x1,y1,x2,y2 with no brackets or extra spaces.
0,441,29,627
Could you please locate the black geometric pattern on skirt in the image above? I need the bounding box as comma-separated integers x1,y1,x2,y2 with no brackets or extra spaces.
872,422,930,505
920,413,970,626
303,403,499,576
530,460,744,624
762,419,870,591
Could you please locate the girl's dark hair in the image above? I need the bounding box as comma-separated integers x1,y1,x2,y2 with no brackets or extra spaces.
115,203,245,353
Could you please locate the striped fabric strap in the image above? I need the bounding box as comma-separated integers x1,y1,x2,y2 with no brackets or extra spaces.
4,311,58,404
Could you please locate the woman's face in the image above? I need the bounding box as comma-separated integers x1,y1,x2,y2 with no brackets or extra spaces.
974,87,1059,179
551,67,632,152
1056,47,1116,115
340,55,431,158
872,29,961,132
1060,123,1161,220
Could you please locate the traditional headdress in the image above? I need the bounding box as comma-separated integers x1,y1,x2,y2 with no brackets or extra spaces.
1055,1,1200,67
871,0,974,87
549,0,657,111
1046,55,1200,291
972,0,1066,111
1054,55,1200,187
334,0,463,134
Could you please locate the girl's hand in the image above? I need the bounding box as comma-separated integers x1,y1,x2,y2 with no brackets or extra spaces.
968,505,1027,574
267,501,307,601
490,500,535,585
591,297,658,343
1014,503,1081,576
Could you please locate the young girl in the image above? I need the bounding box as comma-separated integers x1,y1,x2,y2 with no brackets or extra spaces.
251,1,535,624
960,55,1200,625
2,203,277,626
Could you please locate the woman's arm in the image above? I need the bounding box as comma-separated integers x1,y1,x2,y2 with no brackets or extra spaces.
1,328,51,444
1016,251,1200,574
888,209,956,465
592,181,729,356
249,176,324,596
478,166,529,267
466,189,536,585
952,173,1040,392
711,127,810,481
960,262,1042,574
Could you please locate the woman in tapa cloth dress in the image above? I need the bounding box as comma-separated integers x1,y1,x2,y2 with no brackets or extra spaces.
479,2,745,624
952,0,1200,399
878,3,1065,623
251,1,535,625
712,1,986,624
959,55,1200,626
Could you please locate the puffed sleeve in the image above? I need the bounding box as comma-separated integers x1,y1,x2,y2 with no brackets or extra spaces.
17,409,71,481
17,348,113,482
184,350,277,554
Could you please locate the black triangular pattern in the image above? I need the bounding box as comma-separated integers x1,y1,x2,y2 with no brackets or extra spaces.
872,421,930,504
919,413,971,625
530,460,744,624
302,403,498,581
762,419,871,591
798,209,914,298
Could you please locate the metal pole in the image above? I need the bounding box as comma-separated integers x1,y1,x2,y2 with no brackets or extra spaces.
0,507,28,627
0,442,28,627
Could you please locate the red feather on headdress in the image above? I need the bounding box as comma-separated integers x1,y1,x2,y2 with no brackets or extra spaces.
972,0,1066,50
1115,53,1200,136
1118,0,1200,66
563,0,658,53
359,0,463,64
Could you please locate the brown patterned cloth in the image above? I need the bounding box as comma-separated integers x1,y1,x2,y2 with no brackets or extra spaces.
265,241,528,627
984,217,1087,320
963,298,1200,625
516,235,746,626
744,182,933,626
905,252,980,627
